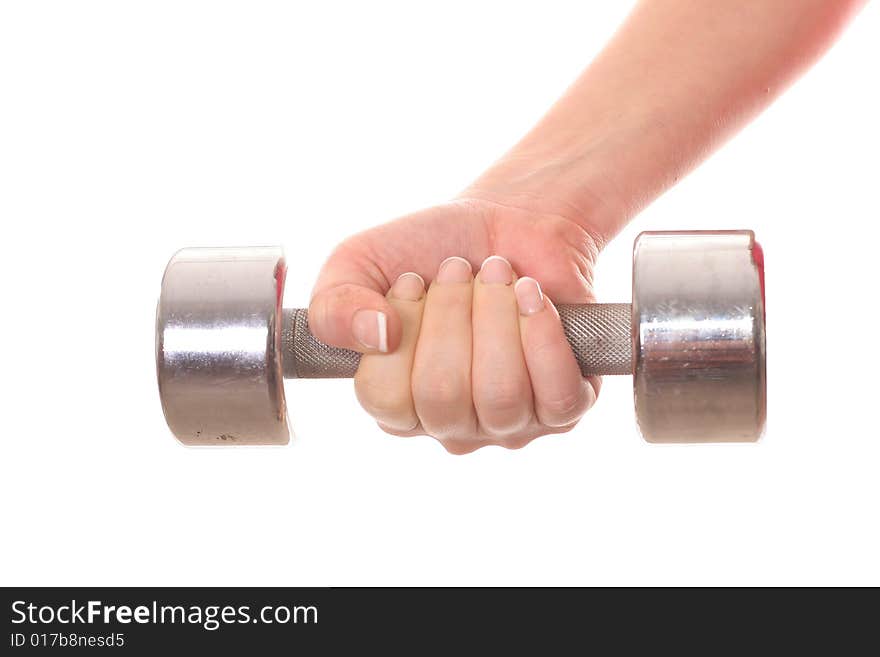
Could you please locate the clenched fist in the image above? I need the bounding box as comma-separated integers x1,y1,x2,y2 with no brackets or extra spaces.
308,199,602,453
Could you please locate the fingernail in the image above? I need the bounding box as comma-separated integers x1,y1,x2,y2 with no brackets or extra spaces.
435,256,473,284
479,255,513,285
389,272,425,301
515,277,544,316
352,309,388,352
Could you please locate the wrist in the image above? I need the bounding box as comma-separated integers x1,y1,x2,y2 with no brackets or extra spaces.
460,136,630,246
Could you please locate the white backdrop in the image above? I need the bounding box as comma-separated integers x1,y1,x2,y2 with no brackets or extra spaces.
1,1,877,586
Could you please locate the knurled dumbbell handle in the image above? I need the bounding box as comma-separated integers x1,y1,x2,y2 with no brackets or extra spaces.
281,303,633,379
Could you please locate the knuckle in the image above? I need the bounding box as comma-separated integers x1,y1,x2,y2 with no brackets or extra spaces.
422,417,480,444
308,285,361,345
438,438,480,456
422,421,478,445
550,421,578,435
376,422,417,437
411,374,476,440
500,436,534,451
540,389,588,427
474,381,531,440
478,414,531,439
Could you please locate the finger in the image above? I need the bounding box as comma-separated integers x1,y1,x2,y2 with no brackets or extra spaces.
354,273,426,432
354,273,425,433
376,421,424,438
309,245,402,353
472,256,534,440
411,257,481,449
515,277,596,428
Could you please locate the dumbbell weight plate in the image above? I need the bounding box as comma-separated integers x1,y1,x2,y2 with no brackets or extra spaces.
632,231,766,442
156,247,290,445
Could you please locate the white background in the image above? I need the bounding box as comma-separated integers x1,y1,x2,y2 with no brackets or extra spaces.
1,1,877,586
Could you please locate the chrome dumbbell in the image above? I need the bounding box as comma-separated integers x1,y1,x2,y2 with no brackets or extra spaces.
156,230,766,446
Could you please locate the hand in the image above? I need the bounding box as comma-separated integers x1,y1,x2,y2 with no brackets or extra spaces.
309,198,603,453
307,0,861,453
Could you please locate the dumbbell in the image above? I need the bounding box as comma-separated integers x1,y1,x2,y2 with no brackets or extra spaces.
156,230,766,446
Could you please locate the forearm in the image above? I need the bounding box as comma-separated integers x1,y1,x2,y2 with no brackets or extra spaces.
466,0,864,242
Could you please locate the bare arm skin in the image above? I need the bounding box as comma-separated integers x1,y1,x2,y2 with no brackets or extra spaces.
469,0,864,243
312,0,865,453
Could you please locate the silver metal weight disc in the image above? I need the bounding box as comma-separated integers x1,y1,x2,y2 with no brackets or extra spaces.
156,247,290,445
632,231,766,443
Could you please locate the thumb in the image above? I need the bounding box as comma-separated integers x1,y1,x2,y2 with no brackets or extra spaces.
308,247,402,354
